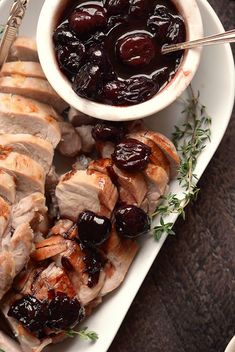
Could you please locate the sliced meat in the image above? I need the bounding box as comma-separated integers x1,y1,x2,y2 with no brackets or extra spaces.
8,37,39,62
21,262,77,301
68,107,94,126
57,121,82,157
0,196,11,240
0,252,15,299
0,94,61,148
144,130,180,177
31,235,68,262
57,241,106,306
12,193,48,233
0,134,54,173
0,149,45,201
1,61,46,80
75,125,95,153
113,165,148,207
56,169,118,221
128,131,170,176
96,141,115,159
88,158,112,175
88,159,148,207
100,228,138,296
0,224,33,299
0,331,23,352
0,76,68,113
9,223,34,277
142,163,169,214
0,170,16,204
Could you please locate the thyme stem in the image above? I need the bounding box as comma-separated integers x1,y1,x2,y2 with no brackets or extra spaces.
152,86,212,240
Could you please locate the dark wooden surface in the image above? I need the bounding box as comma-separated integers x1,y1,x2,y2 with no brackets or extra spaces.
109,1,235,351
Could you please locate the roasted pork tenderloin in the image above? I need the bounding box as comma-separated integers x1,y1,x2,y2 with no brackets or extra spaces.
0,94,61,148
8,37,39,62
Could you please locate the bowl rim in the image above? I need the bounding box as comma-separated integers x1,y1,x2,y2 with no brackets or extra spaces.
37,0,203,121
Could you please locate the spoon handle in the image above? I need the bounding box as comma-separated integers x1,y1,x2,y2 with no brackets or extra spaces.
162,29,235,54
0,0,30,68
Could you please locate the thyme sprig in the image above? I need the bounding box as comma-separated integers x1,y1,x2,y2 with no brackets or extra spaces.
66,327,98,342
152,86,212,240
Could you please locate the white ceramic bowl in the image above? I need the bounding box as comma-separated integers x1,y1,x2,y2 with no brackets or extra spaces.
37,0,203,121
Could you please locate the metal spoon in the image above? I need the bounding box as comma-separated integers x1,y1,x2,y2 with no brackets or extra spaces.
0,0,30,68
162,29,235,55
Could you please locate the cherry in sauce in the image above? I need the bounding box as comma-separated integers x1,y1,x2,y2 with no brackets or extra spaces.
115,204,151,237
53,0,186,106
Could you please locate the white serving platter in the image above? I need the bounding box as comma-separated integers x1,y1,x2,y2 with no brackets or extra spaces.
0,0,234,351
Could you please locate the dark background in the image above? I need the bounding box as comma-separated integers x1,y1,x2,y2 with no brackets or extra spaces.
109,1,235,351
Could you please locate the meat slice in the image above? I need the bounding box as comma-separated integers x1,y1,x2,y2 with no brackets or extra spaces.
0,170,16,204
56,169,118,221
0,94,61,148
142,163,169,214
8,37,39,62
1,262,77,352
113,165,148,207
58,241,106,306
144,130,180,177
0,149,45,201
68,107,94,126
57,121,82,157
0,196,11,240
1,61,46,80
128,131,170,175
12,193,48,234
0,134,54,173
9,223,34,277
0,76,68,113
75,125,95,153
0,252,15,299
96,141,115,158
0,224,33,300
88,159,147,208
0,331,23,352
100,229,138,296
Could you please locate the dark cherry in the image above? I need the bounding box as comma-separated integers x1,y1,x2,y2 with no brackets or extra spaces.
47,292,83,330
87,45,106,65
82,245,106,287
107,15,127,30
129,0,148,17
117,34,155,67
57,42,85,74
165,15,185,45
73,63,102,99
102,80,126,105
112,138,151,171
53,22,78,46
122,77,158,104
115,204,150,238
69,6,107,36
8,295,47,334
154,4,171,19
77,210,112,246
105,0,129,15
147,15,172,41
92,121,125,142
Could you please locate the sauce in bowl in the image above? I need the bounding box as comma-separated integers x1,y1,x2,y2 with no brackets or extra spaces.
53,0,186,106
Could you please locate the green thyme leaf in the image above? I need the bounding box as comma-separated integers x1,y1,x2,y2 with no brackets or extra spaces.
152,85,212,241
66,327,98,342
